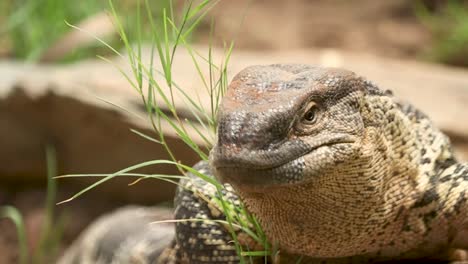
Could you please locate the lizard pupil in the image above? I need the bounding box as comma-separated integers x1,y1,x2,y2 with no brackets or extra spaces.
304,105,318,123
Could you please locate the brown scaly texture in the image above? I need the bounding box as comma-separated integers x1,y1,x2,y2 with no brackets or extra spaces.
60,65,468,263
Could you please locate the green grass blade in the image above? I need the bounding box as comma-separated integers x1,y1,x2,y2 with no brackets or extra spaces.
169,1,193,66
87,0,270,261
130,129,162,144
95,96,144,120
295,255,304,264
0,206,29,264
57,160,183,204
96,55,140,94
32,145,63,262
64,21,123,58
56,173,184,180
241,251,270,257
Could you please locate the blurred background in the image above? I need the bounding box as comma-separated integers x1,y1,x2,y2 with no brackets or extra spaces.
1,0,468,263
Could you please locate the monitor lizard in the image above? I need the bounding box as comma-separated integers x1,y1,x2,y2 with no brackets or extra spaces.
59,64,468,263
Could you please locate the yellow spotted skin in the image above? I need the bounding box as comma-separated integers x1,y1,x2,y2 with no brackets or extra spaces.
60,65,467,264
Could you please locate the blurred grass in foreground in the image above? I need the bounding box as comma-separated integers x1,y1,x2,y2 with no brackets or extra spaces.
0,0,170,63
57,0,280,262
0,146,64,264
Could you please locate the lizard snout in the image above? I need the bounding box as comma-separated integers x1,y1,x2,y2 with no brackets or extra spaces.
209,138,310,187
216,109,292,151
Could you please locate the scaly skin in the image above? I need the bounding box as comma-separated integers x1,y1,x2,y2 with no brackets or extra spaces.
209,65,468,262
60,64,467,263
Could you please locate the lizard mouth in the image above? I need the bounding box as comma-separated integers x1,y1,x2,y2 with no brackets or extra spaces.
210,137,355,187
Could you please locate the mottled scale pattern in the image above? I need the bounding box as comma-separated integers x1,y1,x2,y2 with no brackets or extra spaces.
59,64,468,264
166,162,243,264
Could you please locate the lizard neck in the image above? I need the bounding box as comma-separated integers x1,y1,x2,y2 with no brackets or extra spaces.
429,160,468,249
381,158,468,260
237,96,467,260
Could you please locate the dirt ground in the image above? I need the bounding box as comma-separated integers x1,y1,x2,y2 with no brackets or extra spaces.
0,1,463,263
201,0,432,60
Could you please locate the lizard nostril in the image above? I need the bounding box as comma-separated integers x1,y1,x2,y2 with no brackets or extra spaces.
217,110,292,152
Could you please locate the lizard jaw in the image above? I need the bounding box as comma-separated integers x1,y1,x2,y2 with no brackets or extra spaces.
210,139,355,188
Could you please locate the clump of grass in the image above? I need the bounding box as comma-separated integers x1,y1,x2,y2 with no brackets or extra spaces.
0,146,64,264
0,0,170,62
56,0,278,262
415,0,468,67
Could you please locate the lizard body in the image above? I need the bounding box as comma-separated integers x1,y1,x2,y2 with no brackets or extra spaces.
60,64,468,263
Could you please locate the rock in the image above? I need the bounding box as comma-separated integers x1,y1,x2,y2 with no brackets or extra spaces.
0,60,200,203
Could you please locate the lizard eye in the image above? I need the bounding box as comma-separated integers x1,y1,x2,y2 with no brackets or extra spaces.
303,102,318,124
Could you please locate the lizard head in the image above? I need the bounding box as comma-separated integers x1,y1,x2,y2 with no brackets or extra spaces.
209,64,454,257
210,64,382,191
